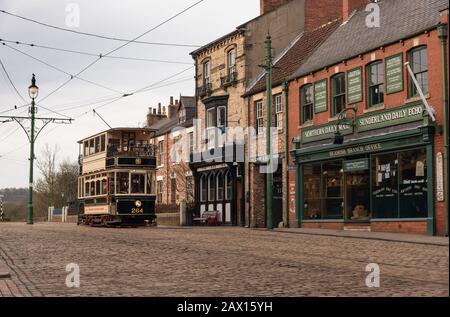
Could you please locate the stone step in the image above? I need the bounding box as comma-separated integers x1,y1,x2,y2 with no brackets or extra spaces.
344,226,371,232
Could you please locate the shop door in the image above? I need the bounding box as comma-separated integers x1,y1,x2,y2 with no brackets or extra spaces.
273,166,283,227
344,159,371,221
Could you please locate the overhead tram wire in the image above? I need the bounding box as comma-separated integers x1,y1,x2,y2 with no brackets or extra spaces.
0,56,27,104
0,10,201,48
0,39,194,65
2,43,124,94
34,0,205,105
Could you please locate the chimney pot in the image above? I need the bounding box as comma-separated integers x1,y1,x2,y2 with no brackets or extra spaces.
170,96,174,105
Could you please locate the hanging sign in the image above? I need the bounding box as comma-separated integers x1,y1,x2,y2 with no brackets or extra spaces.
436,152,444,202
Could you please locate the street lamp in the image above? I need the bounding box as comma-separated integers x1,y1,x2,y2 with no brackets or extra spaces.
27,74,39,225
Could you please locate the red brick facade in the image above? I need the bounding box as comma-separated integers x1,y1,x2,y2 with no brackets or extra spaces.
288,26,448,236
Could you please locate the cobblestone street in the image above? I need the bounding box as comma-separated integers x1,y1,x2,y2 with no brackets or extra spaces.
0,223,448,297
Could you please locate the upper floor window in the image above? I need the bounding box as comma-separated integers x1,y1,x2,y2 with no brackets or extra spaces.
227,49,236,77
206,108,216,128
332,73,346,117
217,106,226,129
301,84,313,123
203,61,210,86
179,107,186,123
408,46,429,97
255,101,264,135
158,140,165,166
157,180,163,204
367,61,384,108
274,94,283,131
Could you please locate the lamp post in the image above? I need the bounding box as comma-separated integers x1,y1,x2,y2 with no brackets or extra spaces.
27,74,39,225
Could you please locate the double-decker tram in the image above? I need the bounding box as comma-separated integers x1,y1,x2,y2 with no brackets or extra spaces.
77,128,157,227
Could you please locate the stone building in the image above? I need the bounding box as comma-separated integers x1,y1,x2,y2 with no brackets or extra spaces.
288,0,449,236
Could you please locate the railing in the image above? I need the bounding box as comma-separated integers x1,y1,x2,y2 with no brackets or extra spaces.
197,83,212,98
220,71,237,87
107,144,157,158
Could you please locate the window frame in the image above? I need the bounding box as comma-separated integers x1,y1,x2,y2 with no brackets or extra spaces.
274,94,283,131
366,61,385,108
331,73,346,117
408,46,429,98
255,100,264,135
300,84,314,124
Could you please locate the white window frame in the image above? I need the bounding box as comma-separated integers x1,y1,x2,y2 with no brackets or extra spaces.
256,101,264,135
274,94,283,131
203,61,210,86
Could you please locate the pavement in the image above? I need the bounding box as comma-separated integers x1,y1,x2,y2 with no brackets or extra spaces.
0,222,448,297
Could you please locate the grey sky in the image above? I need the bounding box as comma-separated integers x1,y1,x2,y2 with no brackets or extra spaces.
0,0,260,188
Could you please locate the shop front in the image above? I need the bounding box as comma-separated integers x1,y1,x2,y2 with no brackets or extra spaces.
292,103,437,235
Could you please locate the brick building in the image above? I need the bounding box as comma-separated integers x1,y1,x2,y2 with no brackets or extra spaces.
287,0,449,236
189,0,349,226
147,96,196,208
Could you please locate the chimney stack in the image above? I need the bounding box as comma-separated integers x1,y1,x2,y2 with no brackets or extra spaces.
343,0,368,21
260,0,291,15
158,103,162,115
170,96,174,105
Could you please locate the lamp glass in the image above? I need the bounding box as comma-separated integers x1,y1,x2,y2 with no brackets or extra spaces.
28,85,39,99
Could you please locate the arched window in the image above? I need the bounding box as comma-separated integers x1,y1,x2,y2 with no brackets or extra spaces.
331,73,346,116
366,60,384,108
90,181,95,196
96,180,101,196
85,182,90,197
227,48,236,78
217,172,224,201
225,171,232,200
200,175,207,202
208,173,216,201
101,179,107,195
300,84,313,123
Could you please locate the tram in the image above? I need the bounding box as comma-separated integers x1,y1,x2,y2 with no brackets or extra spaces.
77,128,157,226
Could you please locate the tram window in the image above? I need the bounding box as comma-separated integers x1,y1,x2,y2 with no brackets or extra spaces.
109,174,115,195
90,181,95,196
84,141,89,156
102,179,107,195
95,137,101,153
131,173,145,194
147,172,156,195
118,172,129,194
89,139,95,155
100,135,106,152
85,182,90,197
96,180,101,196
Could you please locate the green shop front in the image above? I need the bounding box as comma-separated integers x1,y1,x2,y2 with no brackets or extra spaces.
292,103,437,235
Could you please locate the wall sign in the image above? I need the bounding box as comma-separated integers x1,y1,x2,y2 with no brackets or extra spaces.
301,123,353,143
436,152,445,202
347,67,363,104
385,54,404,95
314,80,328,113
343,158,369,172
357,104,424,132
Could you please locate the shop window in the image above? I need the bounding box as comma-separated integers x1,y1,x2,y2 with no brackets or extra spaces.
367,61,384,107
208,173,216,201
200,175,207,202
345,168,370,220
302,164,322,219
301,85,313,123
399,149,427,218
408,46,429,97
131,173,145,194
217,172,224,201
372,153,399,218
186,176,194,203
225,171,232,200
332,73,346,117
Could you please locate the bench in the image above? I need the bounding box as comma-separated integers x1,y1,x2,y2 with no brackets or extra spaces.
193,211,220,226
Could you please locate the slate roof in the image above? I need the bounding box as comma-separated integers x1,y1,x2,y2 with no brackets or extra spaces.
151,96,196,137
245,18,342,96
291,0,449,79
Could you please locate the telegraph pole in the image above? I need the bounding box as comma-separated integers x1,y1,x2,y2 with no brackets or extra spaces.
0,74,73,225
265,33,274,230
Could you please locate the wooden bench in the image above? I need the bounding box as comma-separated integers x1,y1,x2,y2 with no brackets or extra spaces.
193,211,220,226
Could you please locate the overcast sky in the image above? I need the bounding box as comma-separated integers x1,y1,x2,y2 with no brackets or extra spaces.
0,0,260,188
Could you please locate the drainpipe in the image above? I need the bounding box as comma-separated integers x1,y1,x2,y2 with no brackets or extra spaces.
438,24,449,236
283,81,290,228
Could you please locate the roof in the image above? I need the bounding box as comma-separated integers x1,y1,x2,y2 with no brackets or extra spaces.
151,96,196,136
245,19,342,96
77,127,157,143
190,29,243,57
291,0,449,79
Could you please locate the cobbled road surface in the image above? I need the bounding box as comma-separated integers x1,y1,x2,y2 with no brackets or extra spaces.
0,223,448,297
